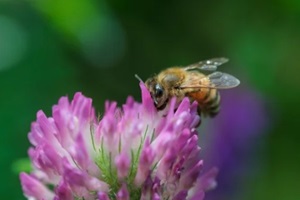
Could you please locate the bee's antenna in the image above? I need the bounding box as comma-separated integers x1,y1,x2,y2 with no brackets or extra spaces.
135,74,144,83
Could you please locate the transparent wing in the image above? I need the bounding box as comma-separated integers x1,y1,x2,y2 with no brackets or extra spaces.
184,57,229,71
207,72,240,88
181,71,240,89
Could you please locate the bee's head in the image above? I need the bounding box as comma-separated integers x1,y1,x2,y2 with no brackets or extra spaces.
145,77,169,110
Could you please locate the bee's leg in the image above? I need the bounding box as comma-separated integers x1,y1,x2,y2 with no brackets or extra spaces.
193,106,202,128
157,98,169,110
197,106,202,116
195,116,202,128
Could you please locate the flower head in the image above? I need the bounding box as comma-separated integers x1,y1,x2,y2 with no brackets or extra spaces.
20,83,216,199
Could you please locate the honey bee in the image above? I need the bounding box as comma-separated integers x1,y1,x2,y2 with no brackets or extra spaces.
144,58,240,117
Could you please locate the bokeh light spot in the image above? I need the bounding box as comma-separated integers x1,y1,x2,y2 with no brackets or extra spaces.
78,15,126,68
0,16,27,71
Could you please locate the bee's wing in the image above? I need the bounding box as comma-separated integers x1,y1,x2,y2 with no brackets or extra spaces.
206,72,240,88
181,71,240,89
184,57,229,71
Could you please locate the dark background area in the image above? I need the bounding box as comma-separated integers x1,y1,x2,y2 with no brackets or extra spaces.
1,0,299,199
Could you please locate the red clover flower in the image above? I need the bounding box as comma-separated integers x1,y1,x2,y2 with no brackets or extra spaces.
20,83,217,200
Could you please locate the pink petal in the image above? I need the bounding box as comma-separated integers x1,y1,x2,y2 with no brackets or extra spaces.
135,140,155,186
173,190,188,200
98,192,110,200
116,184,129,200
54,180,73,200
189,190,205,200
115,153,130,179
140,82,156,116
197,167,219,191
20,172,54,200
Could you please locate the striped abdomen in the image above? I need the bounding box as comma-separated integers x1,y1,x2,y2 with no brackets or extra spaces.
188,88,221,117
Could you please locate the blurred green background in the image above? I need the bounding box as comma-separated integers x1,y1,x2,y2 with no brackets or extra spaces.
1,0,300,199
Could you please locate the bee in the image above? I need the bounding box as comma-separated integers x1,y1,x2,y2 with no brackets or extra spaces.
144,58,240,117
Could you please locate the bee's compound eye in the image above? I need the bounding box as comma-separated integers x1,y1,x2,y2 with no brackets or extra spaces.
155,84,163,97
